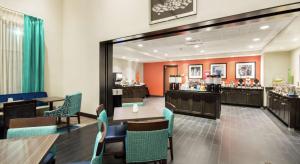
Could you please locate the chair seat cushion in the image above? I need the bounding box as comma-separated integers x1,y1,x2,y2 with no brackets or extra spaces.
105,124,126,143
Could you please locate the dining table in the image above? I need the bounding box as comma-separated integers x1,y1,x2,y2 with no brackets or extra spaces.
34,97,65,111
0,134,59,164
113,105,164,122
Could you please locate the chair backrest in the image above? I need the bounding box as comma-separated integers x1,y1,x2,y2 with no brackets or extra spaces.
91,121,106,164
97,107,108,132
3,100,36,128
126,120,169,163
165,102,176,111
61,93,82,115
9,117,56,128
6,125,57,139
163,107,174,137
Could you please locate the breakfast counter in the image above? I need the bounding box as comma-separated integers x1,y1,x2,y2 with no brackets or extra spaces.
165,90,221,119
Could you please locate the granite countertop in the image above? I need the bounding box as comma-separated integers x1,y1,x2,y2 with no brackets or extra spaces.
270,90,300,99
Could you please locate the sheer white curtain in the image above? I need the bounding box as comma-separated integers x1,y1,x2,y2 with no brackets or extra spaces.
0,7,24,94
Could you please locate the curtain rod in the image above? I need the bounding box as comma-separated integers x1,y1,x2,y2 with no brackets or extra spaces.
0,4,43,20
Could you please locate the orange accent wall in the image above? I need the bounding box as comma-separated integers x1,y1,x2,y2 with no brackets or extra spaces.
144,56,261,96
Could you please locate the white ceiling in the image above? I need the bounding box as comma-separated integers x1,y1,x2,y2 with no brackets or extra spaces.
114,13,300,63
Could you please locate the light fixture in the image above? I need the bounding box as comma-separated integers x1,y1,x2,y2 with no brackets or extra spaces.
293,38,299,42
185,37,192,41
194,45,200,48
260,25,270,30
200,50,205,53
205,27,212,31
164,53,169,56
135,59,139,62
153,49,158,53
137,44,143,47
253,38,261,42
122,56,126,59
248,45,254,49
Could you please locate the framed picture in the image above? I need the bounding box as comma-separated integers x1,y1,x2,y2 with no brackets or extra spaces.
235,62,256,79
150,0,197,24
210,63,227,79
189,64,202,79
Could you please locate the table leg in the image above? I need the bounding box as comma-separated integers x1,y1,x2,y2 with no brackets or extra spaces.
49,102,54,111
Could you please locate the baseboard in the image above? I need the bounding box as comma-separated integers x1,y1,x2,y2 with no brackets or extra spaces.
79,112,97,119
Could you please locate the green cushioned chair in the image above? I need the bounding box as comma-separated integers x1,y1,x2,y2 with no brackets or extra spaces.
44,93,82,127
126,120,169,163
122,102,145,107
163,107,175,160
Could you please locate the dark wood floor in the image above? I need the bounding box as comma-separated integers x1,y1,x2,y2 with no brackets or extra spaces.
56,105,300,164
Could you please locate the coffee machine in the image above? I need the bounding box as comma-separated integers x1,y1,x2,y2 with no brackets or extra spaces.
206,75,221,93
169,75,182,90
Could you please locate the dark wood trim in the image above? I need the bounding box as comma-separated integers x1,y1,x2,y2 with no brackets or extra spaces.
163,65,178,95
112,3,300,44
100,3,300,120
9,117,56,128
99,41,113,117
127,120,168,131
79,112,97,119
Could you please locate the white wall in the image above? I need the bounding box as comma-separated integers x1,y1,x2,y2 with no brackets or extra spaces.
0,0,63,97
291,47,300,86
263,51,291,87
113,58,144,83
62,0,299,114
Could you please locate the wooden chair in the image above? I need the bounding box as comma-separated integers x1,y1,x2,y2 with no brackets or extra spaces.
3,100,36,129
9,117,56,128
126,120,169,164
96,104,126,156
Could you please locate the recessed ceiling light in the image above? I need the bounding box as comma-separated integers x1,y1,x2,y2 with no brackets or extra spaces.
122,56,126,59
260,25,270,30
194,45,200,48
253,38,261,42
200,50,205,53
293,38,299,42
153,49,158,53
205,27,212,31
137,44,143,47
135,59,139,62
164,53,168,56
248,45,254,49
185,37,192,41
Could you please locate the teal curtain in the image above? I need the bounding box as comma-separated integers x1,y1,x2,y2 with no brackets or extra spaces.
22,15,45,92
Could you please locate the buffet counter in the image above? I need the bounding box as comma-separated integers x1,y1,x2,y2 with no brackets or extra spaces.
267,90,300,130
165,90,221,119
221,87,264,107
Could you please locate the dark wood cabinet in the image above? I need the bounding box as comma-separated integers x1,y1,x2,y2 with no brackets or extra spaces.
221,87,263,107
267,91,300,130
165,90,221,119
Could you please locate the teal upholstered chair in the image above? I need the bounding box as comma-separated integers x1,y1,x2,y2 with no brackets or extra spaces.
126,120,169,163
96,105,126,155
164,107,174,160
7,117,58,164
90,125,106,164
44,93,82,126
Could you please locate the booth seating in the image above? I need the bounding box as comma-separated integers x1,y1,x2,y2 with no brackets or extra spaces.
0,92,49,116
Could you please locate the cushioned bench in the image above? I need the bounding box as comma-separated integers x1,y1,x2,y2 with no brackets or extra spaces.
0,92,48,106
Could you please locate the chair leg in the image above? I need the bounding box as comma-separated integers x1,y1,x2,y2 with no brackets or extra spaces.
57,117,61,124
162,159,167,164
67,117,70,132
169,137,174,160
77,112,81,124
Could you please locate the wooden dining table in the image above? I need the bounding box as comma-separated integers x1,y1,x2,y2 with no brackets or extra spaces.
34,97,65,111
0,134,59,164
113,105,164,122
